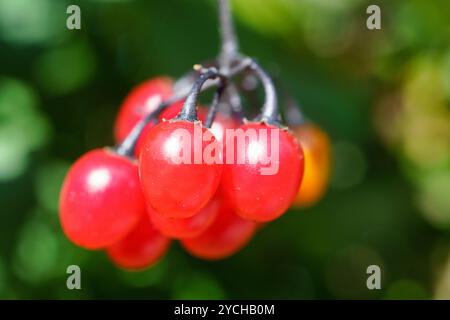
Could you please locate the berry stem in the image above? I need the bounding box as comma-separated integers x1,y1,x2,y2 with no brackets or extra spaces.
248,60,280,125
218,0,239,72
175,68,223,122
205,83,227,128
284,92,305,127
217,0,243,119
114,98,175,157
274,78,305,126
224,83,243,115
239,73,261,116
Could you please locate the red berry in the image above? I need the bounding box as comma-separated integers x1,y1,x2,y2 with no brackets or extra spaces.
222,122,304,222
114,77,173,155
149,195,220,239
181,198,257,260
139,120,222,218
59,149,144,249
106,217,171,270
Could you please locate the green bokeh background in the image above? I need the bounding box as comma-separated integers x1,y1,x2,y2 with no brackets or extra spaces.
1,0,450,299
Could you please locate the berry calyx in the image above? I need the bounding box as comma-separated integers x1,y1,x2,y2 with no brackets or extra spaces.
158,101,208,123
181,198,257,260
149,195,221,239
292,123,331,207
106,217,171,270
59,149,144,249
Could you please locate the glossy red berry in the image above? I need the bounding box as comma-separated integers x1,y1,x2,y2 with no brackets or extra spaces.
59,149,144,249
149,195,220,239
106,217,171,270
181,198,257,260
139,120,222,218
222,122,304,222
114,77,173,155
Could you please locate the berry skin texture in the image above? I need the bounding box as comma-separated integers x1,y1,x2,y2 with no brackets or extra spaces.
181,198,257,260
114,77,173,155
222,122,304,222
59,149,144,249
139,120,223,218
149,195,221,239
106,217,171,270
292,123,331,207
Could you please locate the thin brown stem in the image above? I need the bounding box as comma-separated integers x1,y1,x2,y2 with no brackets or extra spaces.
218,0,239,71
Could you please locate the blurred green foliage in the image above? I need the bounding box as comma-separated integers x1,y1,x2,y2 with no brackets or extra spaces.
0,0,449,299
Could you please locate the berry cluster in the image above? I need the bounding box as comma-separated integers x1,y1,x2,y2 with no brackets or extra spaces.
58,0,331,270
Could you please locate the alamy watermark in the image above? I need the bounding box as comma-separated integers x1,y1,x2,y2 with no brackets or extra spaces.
161,127,280,176
366,265,381,290
366,5,381,30
66,5,81,30
66,265,81,290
